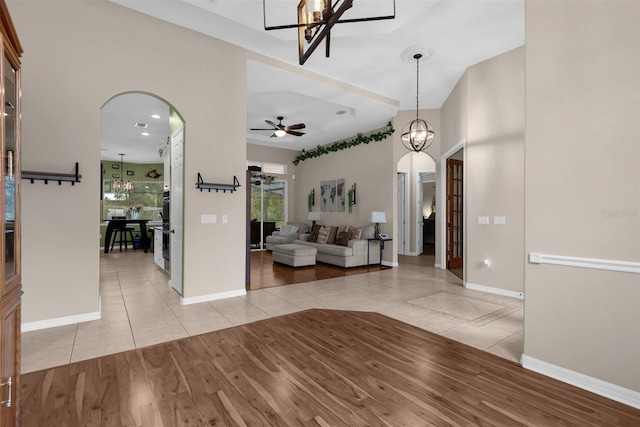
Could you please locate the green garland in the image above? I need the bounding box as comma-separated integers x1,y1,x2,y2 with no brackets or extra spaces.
293,122,394,165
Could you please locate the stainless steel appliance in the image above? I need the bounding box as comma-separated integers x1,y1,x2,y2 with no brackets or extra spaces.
162,191,170,268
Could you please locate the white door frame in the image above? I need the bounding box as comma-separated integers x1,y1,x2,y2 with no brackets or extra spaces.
170,126,184,295
397,171,409,255
417,171,436,255
439,138,466,271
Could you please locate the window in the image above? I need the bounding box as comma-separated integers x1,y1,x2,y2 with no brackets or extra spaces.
102,180,164,220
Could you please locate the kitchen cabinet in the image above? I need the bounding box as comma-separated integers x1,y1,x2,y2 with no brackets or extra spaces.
154,228,164,269
0,2,22,425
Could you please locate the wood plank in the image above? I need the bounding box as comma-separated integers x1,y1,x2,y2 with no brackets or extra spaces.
21,309,640,426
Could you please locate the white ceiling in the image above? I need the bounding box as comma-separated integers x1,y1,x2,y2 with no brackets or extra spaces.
103,0,524,160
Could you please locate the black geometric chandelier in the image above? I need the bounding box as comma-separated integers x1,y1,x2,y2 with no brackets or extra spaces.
401,53,435,153
263,0,396,65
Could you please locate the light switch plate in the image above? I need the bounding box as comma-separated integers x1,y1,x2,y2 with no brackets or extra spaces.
494,216,506,225
201,214,216,224
222,215,228,224
478,216,490,224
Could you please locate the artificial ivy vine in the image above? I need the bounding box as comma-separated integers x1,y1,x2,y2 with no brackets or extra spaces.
292,122,394,165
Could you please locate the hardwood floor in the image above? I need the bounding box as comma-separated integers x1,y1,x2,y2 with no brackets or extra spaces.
249,250,382,290
22,309,639,426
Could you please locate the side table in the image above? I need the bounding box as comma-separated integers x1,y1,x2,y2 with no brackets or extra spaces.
367,237,392,266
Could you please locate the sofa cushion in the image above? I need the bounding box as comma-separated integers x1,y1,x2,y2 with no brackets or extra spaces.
316,226,331,244
318,243,353,257
360,224,375,240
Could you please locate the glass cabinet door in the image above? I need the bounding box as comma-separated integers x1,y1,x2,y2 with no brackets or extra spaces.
3,55,17,284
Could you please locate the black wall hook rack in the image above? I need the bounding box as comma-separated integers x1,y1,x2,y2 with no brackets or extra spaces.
196,173,241,193
22,162,82,185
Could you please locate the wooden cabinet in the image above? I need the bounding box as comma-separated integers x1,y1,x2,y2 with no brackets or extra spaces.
0,1,22,425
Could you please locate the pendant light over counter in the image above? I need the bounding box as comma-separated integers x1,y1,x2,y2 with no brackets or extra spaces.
111,153,134,193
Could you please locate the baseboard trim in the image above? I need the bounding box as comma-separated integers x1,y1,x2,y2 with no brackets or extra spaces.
21,296,102,332
180,289,246,305
434,263,442,269
464,282,524,300
382,261,398,267
521,354,640,410
529,252,640,274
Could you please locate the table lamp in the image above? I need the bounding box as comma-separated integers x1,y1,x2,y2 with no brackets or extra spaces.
370,211,386,238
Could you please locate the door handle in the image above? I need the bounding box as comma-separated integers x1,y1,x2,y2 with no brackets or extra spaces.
170,229,175,234
1,376,12,407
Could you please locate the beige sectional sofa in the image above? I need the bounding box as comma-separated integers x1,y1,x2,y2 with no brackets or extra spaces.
293,224,380,268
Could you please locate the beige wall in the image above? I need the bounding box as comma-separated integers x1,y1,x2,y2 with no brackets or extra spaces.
439,47,525,293
524,0,639,392
11,0,249,321
465,47,525,293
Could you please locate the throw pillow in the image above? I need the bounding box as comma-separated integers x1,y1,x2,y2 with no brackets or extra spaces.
316,226,330,244
278,224,293,236
307,224,321,242
335,230,350,246
326,226,338,244
348,226,362,240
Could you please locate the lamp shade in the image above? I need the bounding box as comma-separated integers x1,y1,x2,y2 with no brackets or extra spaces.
370,211,386,224
307,211,321,221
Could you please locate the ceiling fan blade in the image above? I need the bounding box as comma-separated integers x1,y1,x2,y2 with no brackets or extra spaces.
270,133,278,138
250,128,274,131
285,123,305,130
286,130,305,137
265,120,277,128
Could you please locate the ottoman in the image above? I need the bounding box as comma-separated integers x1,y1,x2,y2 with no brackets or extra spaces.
272,244,317,267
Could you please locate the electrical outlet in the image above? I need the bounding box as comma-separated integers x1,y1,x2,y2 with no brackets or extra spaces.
222,214,228,224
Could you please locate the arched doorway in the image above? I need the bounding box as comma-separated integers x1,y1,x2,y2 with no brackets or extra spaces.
100,92,185,294
396,151,437,258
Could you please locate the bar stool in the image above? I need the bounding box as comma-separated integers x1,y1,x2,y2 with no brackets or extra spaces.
110,226,136,252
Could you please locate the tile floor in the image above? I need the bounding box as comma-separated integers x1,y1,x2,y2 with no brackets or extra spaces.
22,250,524,374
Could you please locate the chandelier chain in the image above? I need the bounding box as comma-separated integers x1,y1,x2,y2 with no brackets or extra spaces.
416,55,420,119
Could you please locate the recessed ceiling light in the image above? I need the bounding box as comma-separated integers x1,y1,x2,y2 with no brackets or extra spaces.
141,132,150,136
151,114,161,119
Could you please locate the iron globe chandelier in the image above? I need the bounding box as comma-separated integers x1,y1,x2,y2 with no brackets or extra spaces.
401,53,435,153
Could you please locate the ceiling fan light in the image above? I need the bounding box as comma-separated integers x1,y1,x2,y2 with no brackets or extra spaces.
274,129,286,137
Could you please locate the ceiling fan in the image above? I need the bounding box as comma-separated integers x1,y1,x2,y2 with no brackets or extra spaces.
250,116,305,138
